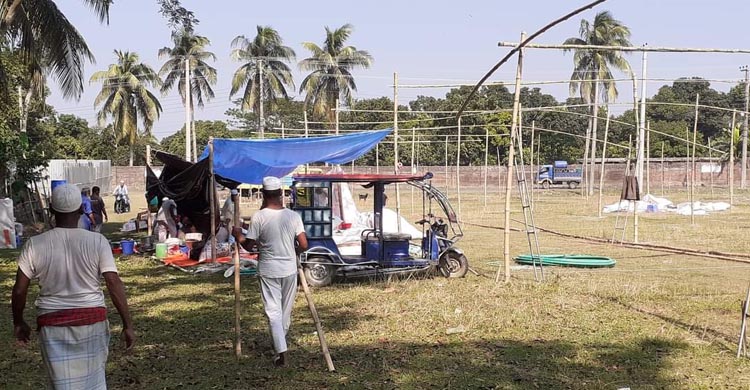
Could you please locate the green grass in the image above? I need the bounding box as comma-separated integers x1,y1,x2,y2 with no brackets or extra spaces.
2,189,750,389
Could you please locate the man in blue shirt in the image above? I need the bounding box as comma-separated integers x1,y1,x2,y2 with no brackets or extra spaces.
78,187,96,231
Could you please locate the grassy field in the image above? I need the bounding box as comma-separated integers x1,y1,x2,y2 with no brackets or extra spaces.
2,186,750,389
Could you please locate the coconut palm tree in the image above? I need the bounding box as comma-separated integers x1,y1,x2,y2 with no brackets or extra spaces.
0,0,111,99
230,26,295,138
91,50,162,166
299,24,372,123
158,28,217,159
564,11,632,195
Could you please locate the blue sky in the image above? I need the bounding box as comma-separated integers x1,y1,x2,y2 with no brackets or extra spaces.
49,0,750,139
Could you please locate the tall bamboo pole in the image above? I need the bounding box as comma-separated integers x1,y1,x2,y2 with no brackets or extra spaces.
411,127,416,213
209,138,217,264
184,58,192,161
146,144,153,236
709,137,714,197
597,115,610,218
456,117,462,220
393,72,402,232
646,121,651,194
661,142,665,196
231,189,241,358
530,121,535,211
630,135,638,243
497,31,525,284
497,147,502,196
536,133,541,205
483,128,490,207
691,94,700,225
731,110,737,207
444,137,449,195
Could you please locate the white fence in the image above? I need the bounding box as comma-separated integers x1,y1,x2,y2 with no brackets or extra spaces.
41,160,112,194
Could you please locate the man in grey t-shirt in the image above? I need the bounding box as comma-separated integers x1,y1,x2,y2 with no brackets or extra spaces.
233,176,308,367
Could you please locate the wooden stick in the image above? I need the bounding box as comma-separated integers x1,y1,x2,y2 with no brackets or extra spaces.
691,94,700,225
661,142,665,196
597,115,610,218
298,267,335,371
530,122,535,211
709,137,714,197
232,190,242,358
738,282,750,358
730,110,737,207
646,121,651,194
209,139,218,264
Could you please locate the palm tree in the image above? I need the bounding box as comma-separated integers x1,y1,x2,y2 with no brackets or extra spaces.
91,50,162,166
230,26,295,138
299,23,372,123
159,28,217,159
1,0,111,99
564,11,632,195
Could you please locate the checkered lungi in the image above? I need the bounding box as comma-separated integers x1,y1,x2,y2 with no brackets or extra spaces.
39,319,110,390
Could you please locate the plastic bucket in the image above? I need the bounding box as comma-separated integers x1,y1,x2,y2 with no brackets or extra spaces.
121,240,135,255
51,180,67,192
155,243,168,259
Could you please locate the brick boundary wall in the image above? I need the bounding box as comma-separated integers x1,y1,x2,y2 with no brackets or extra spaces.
110,166,146,193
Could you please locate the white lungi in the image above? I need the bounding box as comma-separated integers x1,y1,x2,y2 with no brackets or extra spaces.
259,274,298,354
39,320,110,390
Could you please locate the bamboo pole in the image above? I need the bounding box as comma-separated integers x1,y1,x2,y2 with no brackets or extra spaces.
691,94,700,225
497,147,502,196
498,42,750,54
709,137,714,197
731,111,737,207
581,116,591,198
411,127,415,213
484,129,490,207
298,268,335,371
146,144,153,237
536,133,541,205
444,137,449,195
646,121,651,195
529,121,535,211
597,115,610,218
393,72,402,233
231,189,241,358
209,138,217,264
456,117,462,220
661,142,665,197
497,31,525,284
630,135,638,243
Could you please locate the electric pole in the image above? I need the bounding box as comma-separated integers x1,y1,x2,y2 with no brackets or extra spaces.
184,58,192,162
741,65,749,189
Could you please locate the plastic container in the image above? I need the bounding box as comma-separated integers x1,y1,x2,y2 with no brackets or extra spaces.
50,180,67,192
155,243,168,259
179,245,189,255
120,239,135,255
554,161,568,169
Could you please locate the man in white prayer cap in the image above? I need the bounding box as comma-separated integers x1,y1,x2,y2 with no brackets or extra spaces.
11,183,134,388
232,176,308,367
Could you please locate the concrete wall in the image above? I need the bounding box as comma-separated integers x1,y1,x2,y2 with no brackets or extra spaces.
110,166,146,193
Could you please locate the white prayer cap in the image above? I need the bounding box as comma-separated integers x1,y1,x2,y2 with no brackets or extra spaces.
262,176,282,191
51,183,82,213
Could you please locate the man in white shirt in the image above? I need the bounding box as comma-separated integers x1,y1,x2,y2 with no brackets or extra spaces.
11,183,134,389
232,176,308,367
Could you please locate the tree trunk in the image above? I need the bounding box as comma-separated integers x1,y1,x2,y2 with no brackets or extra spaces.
589,76,600,196
129,147,134,167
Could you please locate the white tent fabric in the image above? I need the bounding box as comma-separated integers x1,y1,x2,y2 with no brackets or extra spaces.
0,198,17,249
602,194,730,216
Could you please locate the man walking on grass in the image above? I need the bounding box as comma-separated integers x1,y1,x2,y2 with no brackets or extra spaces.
90,186,108,233
232,176,308,367
11,183,135,389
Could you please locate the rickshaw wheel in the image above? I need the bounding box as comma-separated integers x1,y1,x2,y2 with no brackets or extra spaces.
304,257,334,287
439,252,469,278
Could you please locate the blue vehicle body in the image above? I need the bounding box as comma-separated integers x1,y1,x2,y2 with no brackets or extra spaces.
537,161,582,189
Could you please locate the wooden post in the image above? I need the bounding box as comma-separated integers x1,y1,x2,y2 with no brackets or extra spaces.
497,147,502,196
729,110,737,207
231,189,242,358
597,115,610,218
497,31,525,284
646,121,651,195
304,111,310,173
298,268,335,371
209,138,217,264
334,99,339,136
376,144,380,174
630,134,638,244
456,117,462,220
691,94,700,225
411,127,415,213
184,58,192,161
536,133,541,205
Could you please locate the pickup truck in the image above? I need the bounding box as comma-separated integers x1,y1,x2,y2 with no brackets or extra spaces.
536,161,582,189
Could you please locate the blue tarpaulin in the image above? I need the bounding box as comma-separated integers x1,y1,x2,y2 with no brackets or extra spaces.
200,129,391,184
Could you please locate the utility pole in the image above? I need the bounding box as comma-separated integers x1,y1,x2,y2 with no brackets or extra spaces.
741,65,749,189
637,48,648,193
258,59,264,139
184,58,192,162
